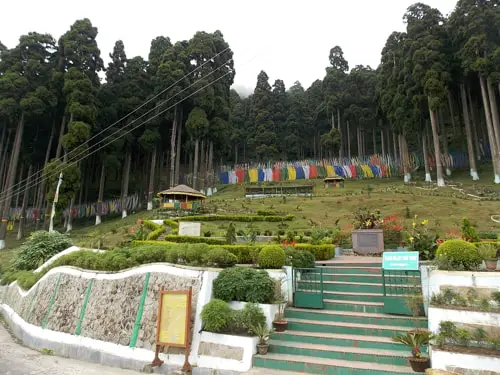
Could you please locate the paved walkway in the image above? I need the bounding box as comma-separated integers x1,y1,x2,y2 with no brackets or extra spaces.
0,323,295,375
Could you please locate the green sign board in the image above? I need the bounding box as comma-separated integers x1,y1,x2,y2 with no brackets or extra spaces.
382,251,419,270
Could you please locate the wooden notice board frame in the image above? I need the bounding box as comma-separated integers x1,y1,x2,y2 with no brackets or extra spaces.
152,287,192,372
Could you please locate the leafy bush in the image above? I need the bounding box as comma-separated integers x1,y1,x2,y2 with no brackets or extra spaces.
179,243,209,265
477,243,497,260
221,245,260,264
14,231,73,270
176,214,295,222
163,219,179,229
257,209,277,216
201,299,233,333
477,231,498,240
353,208,382,229
436,239,482,271
295,244,334,260
146,227,166,240
162,235,226,245
233,303,266,334
285,247,315,268
203,248,238,268
143,220,161,231
258,246,287,269
461,217,480,243
213,267,275,304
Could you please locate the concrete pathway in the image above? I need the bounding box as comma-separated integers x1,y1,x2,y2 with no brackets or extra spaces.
0,323,296,375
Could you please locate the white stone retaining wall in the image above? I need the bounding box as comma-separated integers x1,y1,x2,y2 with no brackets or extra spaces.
430,348,500,374
0,247,292,373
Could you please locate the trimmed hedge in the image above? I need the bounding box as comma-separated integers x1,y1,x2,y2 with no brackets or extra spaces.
162,235,226,245
436,239,482,271
132,240,334,262
164,219,179,229
258,245,287,269
146,227,166,240
175,214,295,222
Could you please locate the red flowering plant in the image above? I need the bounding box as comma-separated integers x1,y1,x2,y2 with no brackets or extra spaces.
382,215,404,248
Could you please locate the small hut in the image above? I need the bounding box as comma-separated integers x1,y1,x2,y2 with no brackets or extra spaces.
324,176,345,189
157,185,206,211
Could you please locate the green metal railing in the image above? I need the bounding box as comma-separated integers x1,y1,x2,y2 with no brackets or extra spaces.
293,268,324,309
382,269,423,316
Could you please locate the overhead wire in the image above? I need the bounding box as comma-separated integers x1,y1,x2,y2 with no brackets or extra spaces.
3,47,231,199
0,52,253,207
1,54,234,205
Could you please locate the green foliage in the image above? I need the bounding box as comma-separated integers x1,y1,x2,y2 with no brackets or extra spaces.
436,240,482,271
405,217,438,260
258,245,287,269
284,247,315,268
294,244,334,260
162,235,226,245
213,267,275,304
43,159,81,209
461,218,480,243
250,323,272,345
477,231,498,240
176,214,295,222
203,248,238,268
257,209,277,216
163,219,179,229
392,331,432,358
225,222,237,245
476,243,497,260
353,208,382,229
233,303,266,334
14,231,73,270
201,299,233,333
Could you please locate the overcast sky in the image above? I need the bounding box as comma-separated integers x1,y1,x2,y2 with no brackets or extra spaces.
1,0,457,96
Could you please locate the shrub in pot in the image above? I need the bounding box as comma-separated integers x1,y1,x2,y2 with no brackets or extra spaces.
392,331,432,373
251,323,273,355
477,243,498,271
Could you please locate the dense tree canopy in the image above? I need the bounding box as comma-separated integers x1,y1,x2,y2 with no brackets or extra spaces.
0,0,500,247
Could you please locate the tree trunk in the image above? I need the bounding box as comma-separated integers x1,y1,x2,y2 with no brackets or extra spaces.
17,165,33,240
0,126,6,178
0,130,12,192
168,107,177,188
447,90,456,136
460,84,479,180
234,144,238,165
392,130,398,165
439,109,451,176
372,129,377,155
55,115,66,159
193,139,199,189
208,141,214,187
381,129,386,157
0,113,25,249
200,140,205,188
95,163,106,225
428,100,445,187
479,75,500,183
66,196,75,232
467,87,482,161
337,109,343,158
175,111,183,185
347,121,351,158
487,77,500,151
14,165,24,208
147,146,157,210
422,132,431,182
121,152,131,219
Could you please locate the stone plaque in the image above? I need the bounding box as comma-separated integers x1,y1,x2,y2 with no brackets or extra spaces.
179,222,201,237
352,229,384,254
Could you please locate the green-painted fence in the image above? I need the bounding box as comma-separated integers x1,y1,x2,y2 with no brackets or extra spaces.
293,268,324,309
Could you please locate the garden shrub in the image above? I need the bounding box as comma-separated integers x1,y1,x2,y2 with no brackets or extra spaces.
162,235,226,245
213,267,275,304
461,218,480,243
436,239,482,271
143,220,161,231
201,299,233,333
257,209,277,216
14,231,73,270
179,243,209,265
285,247,315,268
233,303,266,334
163,219,179,229
477,231,498,240
258,245,287,269
203,248,238,268
295,244,334,260
146,227,166,240
222,245,261,264
176,214,295,222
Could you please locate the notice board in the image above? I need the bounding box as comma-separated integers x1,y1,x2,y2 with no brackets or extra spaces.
155,289,192,348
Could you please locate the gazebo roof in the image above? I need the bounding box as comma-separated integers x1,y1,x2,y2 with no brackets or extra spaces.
157,184,206,199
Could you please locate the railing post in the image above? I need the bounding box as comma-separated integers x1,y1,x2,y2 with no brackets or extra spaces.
382,269,386,297
320,268,324,295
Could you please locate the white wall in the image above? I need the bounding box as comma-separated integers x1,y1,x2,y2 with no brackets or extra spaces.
431,347,500,373
428,307,500,333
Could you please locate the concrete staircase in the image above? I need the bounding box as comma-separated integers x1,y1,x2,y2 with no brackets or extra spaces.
253,260,427,374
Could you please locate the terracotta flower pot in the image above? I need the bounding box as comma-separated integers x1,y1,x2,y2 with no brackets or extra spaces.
273,320,287,332
409,357,430,373
485,258,498,271
257,344,269,355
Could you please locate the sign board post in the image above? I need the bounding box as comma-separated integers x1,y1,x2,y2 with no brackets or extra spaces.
152,287,192,372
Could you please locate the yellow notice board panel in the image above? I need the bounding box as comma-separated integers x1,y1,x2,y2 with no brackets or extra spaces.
155,290,191,348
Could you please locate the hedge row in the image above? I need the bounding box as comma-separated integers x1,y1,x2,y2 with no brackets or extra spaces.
162,235,226,245
175,214,295,222
132,241,334,262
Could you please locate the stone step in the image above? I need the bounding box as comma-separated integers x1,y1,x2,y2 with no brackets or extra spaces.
298,280,419,294
286,318,414,338
323,299,384,313
268,340,410,366
315,266,382,275
323,290,386,303
285,308,427,328
271,330,409,352
253,353,417,375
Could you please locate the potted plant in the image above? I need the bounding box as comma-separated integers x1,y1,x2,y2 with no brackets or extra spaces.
251,323,273,355
273,299,288,332
352,208,384,255
477,243,498,271
392,331,432,372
